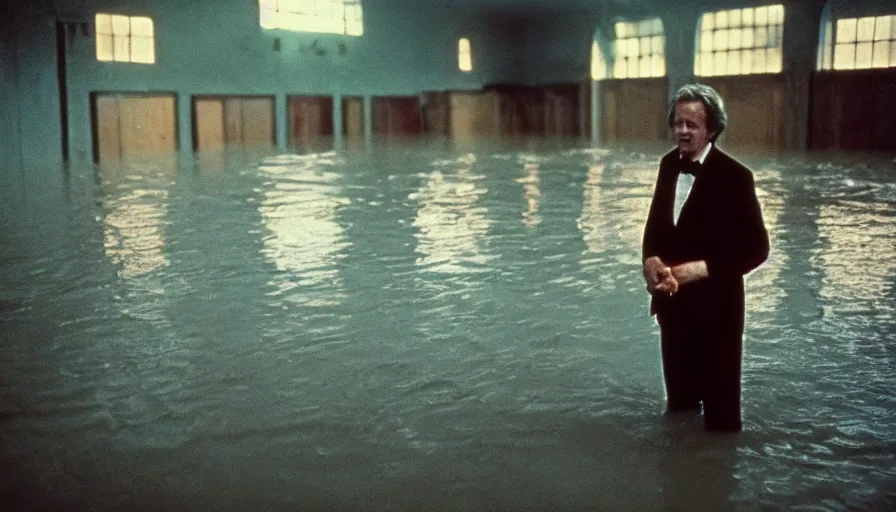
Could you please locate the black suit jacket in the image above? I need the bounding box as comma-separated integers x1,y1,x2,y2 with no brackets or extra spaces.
642,145,770,320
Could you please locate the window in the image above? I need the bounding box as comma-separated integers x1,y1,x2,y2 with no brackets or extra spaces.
259,0,363,36
612,18,666,79
458,37,472,72
591,40,608,80
95,14,155,64
695,5,785,76
819,14,896,70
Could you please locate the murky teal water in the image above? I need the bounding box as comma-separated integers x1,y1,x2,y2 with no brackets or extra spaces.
1,141,894,511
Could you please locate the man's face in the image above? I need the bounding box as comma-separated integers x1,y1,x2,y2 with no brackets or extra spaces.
673,100,715,160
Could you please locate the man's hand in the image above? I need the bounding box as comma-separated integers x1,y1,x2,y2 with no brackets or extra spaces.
670,261,709,286
643,256,680,295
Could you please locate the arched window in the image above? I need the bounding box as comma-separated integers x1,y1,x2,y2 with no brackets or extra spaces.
818,10,896,70
695,5,785,76
611,18,665,79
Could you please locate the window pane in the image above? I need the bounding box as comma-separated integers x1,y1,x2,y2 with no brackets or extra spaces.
770,5,785,25
614,22,627,38
730,28,742,49
639,56,650,77
856,41,873,68
714,29,728,51
259,7,277,28
131,36,155,63
714,52,727,75
875,15,891,40
768,25,781,47
752,48,766,73
872,41,890,68
652,55,665,76
614,60,627,79
96,33,113,61
857,17,875,42
640,36,651,55
131,17,153,37
767,47,782,72
279,0,302,13
756,27,768,47
756,6,768,25
730,9,742,27
727,50,740,74
834,43,854,69
716,11,728,29
96,14,112,35
653,18,663,34
112,15,130,36
703,13,714,31
701,31,713,52
628,38,639,57
113,34,130,61
628,58,638,78
701,52,714,76
652,35,664,54
743,27,754,48
838,19,857,43
891,40,896,66
742,8,753,26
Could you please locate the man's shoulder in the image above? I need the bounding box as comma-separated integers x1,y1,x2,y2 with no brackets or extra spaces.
708,146,754,181
659,147,679,166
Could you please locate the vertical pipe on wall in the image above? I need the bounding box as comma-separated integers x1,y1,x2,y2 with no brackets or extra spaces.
363,94,372,148
332,91,343,150
275,93,287,151
591,80,600,145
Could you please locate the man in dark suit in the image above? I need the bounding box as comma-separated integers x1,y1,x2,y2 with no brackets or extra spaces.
641,84,769,432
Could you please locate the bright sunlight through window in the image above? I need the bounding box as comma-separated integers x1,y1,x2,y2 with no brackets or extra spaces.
259,0,363,36
819,14,896,70
458,37,472,72
612,18,666,79
95,14,155,64
696,5,785,76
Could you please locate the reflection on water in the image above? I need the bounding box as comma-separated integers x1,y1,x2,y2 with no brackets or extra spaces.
99,160,174,278
516,159,541,228
257,153,351,306
1,143,894,511
815,201,895,315
410,154,493,273
578,163,606,254
745,168,787,314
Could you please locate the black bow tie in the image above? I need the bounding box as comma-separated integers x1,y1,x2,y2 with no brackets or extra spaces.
680,159,702,176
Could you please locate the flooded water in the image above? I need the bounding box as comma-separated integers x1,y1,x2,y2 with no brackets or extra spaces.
1,140,894,511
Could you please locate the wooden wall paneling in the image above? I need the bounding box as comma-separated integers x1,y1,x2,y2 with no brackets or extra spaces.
194,98,225,151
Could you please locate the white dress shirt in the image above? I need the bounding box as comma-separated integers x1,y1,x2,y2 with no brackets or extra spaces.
674,142,712,225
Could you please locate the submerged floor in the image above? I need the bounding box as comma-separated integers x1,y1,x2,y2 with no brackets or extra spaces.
1,140,895,510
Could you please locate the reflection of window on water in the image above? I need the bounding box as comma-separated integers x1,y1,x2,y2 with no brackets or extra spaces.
103,189,170,278
814,202,894,311
578,164,605,254
743,182,785,314
516,162,541,228
257,158,350,306
411,163,492,273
